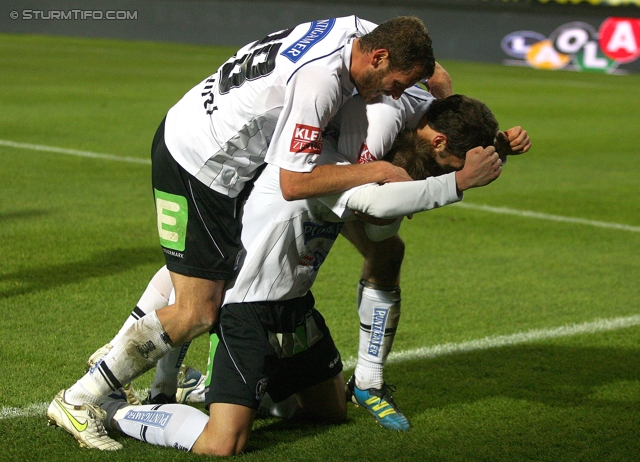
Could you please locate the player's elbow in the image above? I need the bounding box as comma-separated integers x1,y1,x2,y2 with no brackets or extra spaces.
280,183,302,201
279,171,307,201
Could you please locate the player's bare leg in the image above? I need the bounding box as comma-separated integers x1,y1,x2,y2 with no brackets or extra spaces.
191,403,255,456
295,374,347,424
157,272,225,346
340,221,409,431
142,273,224,403
341,221,404,288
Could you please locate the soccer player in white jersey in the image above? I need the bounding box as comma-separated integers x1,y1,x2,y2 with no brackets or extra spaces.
327,89,530,431
46,15,441,450
98,104,506,455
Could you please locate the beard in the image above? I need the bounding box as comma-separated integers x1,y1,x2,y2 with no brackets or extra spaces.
354,67,387,102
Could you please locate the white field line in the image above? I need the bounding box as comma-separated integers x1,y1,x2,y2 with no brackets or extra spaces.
2,138,638,233
343,314,640,369
455,202,640,233
0,402,49,420
0,139,150,165
3,314,639,420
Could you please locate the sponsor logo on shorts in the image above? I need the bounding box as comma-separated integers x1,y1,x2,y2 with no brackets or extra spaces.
367,307,389,357
162,248,184,259
329,352,340,369
357,143,374,164
256,378,268,400
123,410,172,428
290,124,323,154
155,189,188,252
302,221,342,244
281,18,336,63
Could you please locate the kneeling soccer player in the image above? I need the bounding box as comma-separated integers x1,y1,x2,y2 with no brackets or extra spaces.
98,106,504,454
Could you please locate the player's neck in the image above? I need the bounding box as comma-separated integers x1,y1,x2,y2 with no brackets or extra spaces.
349,38,367,84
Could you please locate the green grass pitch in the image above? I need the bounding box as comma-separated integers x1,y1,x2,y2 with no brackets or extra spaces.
0,33,639,461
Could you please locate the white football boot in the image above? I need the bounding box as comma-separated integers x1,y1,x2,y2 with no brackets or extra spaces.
47,390,123,450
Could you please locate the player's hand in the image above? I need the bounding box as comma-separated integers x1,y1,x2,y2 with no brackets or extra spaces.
495,126,531,162
455,146,502,191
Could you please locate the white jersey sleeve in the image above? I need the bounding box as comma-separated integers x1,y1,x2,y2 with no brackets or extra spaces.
264,64,343,173
345,172,462,219
332,86,436,166
314,86,437,218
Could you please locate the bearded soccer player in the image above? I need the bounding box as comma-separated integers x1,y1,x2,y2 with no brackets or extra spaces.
46,15,444,450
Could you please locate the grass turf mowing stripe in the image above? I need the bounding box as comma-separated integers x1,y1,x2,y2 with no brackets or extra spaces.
2,138,638,234
4,314,639,420
456,202,640,233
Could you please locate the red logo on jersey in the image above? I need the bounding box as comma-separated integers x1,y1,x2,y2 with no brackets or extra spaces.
357,143,374,164
290,124,323,154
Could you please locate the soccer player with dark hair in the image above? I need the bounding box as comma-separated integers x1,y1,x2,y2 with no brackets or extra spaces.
325,89,528,431
98,98,508,456
47,15,446,450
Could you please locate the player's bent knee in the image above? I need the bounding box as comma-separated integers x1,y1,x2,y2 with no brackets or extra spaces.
191,425,247,457
171,274,226,334
191,403,254,456
383,234,405,261
296,374,347,424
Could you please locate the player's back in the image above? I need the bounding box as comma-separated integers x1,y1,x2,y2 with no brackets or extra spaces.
330,86,435,167
164,16,376,198
224,164,343,304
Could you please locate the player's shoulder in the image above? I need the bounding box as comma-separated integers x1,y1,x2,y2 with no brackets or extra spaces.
399,85,435,129
402,85,433,104
278,15,374,64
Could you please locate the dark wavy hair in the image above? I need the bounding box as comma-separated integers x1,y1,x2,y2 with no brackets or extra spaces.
359,16,435,79
423,94,499,159
383,130,434,180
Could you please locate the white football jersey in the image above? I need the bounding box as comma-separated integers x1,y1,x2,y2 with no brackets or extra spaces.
224,164,345,303
223,86,460,304
224,165,461,304
318,86,436,218
164,16,377,198
324,85,435,166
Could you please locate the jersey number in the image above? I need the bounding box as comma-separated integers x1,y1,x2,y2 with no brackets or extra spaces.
218,28,292,94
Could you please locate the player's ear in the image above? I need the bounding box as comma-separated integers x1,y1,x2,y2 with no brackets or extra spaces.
432,133,447,150
371,49,390,68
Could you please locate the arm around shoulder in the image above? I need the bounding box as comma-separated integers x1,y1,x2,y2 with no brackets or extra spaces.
279,162,412,201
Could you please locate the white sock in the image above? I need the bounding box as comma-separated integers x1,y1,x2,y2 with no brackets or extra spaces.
109,403,208,451
111,266,173,346
66,311,173,406
354,280,401,390
150,341,191,399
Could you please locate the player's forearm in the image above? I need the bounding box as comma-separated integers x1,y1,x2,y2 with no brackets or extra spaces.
279,162,410,201
346,172,462,218
426,62,453,99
